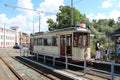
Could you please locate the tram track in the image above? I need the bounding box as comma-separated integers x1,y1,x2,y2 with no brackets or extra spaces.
1,48,119,80
0,56,58,80
15,56,115,80
32,55,120,80
12,56,62,80
0,56,24,80
0,59,11,80
14,56,83,80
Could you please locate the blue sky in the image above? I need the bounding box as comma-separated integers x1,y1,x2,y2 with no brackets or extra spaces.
0,0,120,34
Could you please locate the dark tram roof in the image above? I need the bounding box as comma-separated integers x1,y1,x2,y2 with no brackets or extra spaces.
109,31,120,37
31,27,91,36
48,27,90,33
110,31,120,35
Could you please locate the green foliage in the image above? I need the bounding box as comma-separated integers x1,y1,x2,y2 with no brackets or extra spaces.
47,6,88,30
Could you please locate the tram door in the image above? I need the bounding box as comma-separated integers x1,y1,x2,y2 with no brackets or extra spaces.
60,34,72,56
30,38,34,51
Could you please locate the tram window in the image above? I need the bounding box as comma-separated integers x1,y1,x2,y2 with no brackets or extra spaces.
83,34,87,47
39,38,42,45
73,34,78,47
37,38,40,45
78,34,82,47
47,38,51,46
44,38,47,46
52,36,58,46
41,38,44,45
66,35,72,46
73,32,90,47
34,39,37,45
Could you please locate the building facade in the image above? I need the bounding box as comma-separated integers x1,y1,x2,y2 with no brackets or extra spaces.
19,32,30,46
0,26,30,48
0,27,16,48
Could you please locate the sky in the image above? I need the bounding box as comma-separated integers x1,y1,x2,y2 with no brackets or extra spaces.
0,0,120,34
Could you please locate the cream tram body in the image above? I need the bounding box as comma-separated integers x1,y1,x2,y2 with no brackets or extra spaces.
30,27,91,61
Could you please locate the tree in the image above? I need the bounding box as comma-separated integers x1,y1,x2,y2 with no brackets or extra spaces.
47,6,88,30
47,18,57,31
114,17,120,32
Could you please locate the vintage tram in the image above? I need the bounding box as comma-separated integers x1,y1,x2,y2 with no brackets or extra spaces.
30,25,91,62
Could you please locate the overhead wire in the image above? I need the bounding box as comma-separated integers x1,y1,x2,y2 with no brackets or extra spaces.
73,0,83,4
7,0,23,18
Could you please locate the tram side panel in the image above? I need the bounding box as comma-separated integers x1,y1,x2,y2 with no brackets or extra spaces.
72,47,90,60
34,45,60,58
32,33,61,58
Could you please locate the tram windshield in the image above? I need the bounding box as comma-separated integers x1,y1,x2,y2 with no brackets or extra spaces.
73,32,90,47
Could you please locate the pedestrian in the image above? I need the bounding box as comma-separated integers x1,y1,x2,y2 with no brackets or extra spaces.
106,45,111,61
117,45,120,63
95,40,100,60
99,44,104,60
19,44,23,56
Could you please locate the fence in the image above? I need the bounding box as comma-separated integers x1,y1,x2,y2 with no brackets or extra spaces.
22,49,120,80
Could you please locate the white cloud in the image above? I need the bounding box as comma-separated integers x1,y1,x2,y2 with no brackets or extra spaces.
0,0,64,34
34,0,64,32
87,10,120,21
17,0,34,20
95,13,107,19
0,14,8,25
87,13,107,21
38,0,64,13
102,0,113,8
109,10,120,20
0,14,28,33
86,13,94,20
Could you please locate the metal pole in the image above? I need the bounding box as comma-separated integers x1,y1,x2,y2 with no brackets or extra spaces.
53,55,55,66
71,0,73,26
32,22,34,52
4,23,6,48
44,54,46,63
27,49,29,57
65,56,68,69
39,14,40,32
111,61,114,80
84,58,86,77
33,22,34,34
37,52,38,61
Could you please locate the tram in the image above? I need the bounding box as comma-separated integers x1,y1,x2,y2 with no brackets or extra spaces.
30,23,91,62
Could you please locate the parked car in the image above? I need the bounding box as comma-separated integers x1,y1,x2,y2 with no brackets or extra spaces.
13,45,20,49
13,43,20,49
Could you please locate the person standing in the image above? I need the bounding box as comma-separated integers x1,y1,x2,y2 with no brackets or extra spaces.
19,44,23,56
99,44,104,60
95,40,100,60
106,45,111,61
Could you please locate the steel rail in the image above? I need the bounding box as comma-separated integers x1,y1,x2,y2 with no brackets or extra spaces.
12,56,62,80
0,57,25,80
0,59,11,80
